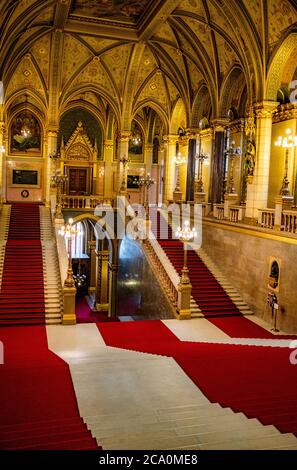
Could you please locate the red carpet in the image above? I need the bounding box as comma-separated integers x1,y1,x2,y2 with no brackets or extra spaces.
150,210,296,339
98,320,297,436
0,325,99,449
76,297,118,323
0,204,45,325
151,210,242,318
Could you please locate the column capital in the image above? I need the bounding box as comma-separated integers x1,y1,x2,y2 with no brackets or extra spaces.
145,143,154,151
163,134,178,145
200,127,214,139
253,101,278,119
119,132,131,142
104,139,114,150
46,129,58,137
211,118,229,132
0,121,6,133
185,128,199,140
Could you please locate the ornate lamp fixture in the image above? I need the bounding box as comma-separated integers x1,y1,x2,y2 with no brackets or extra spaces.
275,128,297,199
176,221,196,284
195,148,209,194
173,152,186,202
119,154,130,194
51,169,68,219
225,140,241,195
135,172,155,216
58,218,78,288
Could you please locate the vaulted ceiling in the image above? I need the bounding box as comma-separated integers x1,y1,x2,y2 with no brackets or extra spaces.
0,0,296,131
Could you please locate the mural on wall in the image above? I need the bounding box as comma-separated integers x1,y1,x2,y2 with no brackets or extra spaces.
10,112,41,153
129,120,143,162
72,0,150,22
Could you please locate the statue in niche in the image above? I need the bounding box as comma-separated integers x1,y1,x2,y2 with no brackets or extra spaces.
244,107,256,183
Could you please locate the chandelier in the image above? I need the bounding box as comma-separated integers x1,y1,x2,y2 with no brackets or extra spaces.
73,264,87,288
131,132,142,145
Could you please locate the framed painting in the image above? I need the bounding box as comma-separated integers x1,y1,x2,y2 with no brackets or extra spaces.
10,112,42,154
127,174,140,190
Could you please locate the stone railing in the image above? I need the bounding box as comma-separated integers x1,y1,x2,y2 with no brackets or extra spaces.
283,210,297,233
213,204,224,220
258,209,275,229
143,235,179,310
61,195,114,210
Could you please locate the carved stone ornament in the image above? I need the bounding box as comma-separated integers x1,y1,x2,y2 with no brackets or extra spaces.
62,121,97,161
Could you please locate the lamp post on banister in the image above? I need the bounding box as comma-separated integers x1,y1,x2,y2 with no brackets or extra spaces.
225,140,241,196
175,220,196,320
59,218,78,288
173,152,186,203
275,128,297,202
51,169,68,220
119,154,130,195
135,172,155,218
176,221,196,284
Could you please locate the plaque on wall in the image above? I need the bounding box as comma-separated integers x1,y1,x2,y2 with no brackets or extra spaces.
12,169,38,186
127,175,140,190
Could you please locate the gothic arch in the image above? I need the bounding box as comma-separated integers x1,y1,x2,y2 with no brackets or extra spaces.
170,97,187,134
220,66,248,118
266,31,297,101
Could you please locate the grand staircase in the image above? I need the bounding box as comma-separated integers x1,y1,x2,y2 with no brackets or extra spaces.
150,209,253,319
40,206,63,324
0,203,62,325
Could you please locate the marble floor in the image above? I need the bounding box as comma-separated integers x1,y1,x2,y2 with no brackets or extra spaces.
46,320,297,450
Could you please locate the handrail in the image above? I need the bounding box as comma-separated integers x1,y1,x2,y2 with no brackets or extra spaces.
61,194,114,209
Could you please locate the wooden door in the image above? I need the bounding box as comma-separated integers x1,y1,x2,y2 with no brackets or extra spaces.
68,168,87,195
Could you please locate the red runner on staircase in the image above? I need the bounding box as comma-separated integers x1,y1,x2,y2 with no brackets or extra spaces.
0,204,45,325
0,325,99,449
150,209,295,339
98,320,297,437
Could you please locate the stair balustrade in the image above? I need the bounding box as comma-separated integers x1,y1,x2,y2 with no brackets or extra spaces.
61,195,114,210
258,209,275,229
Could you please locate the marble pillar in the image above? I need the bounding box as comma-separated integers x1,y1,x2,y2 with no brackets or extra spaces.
246,101,278,218
103,140,114,199
164,135,178,203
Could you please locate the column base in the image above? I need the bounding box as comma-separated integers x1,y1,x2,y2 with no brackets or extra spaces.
63,286,77,325
177,281,192,320
62,313,77,325
173,190,183,203
176,309,192,320
95,303,109,311
194,192,206,204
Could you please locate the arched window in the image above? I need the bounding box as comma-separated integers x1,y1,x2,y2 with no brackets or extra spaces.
70,222,85,258
269,260,280,289
153,137,159,164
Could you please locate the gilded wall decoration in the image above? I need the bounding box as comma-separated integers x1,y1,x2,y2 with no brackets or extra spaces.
10,112,41,154
268,0,297,45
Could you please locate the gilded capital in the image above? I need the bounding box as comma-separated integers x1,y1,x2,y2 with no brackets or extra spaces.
254,101,278,119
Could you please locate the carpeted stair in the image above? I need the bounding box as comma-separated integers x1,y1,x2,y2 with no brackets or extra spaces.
151,210,242,318
0,325,100,450
0,204,45,325
98,320,297,439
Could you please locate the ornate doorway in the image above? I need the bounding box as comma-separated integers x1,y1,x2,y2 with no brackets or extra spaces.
68,168,88,195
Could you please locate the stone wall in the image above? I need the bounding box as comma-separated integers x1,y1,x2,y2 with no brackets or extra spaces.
202,221,297,333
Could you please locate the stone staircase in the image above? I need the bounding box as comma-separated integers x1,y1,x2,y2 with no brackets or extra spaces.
84,401,297,450
0,205,10,289
40,206,63,324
